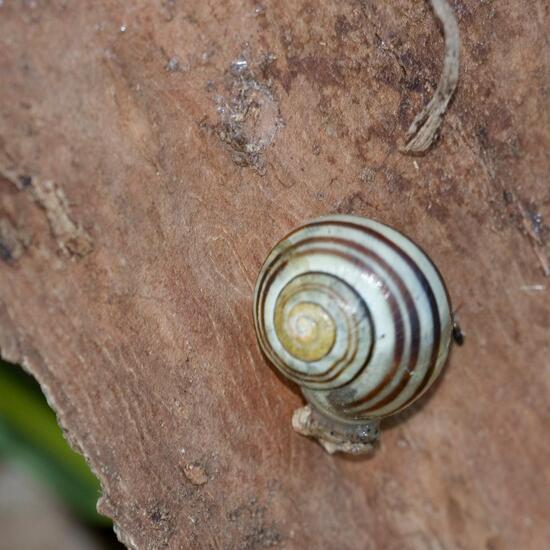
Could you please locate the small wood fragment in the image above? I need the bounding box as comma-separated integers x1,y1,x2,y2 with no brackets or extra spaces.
401,0,460,154
182,463,208,486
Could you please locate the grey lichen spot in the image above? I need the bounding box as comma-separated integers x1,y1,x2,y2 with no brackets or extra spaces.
504,190,550,276
228,497,282,549
359,167,376,184
164,56,180,72
214,48,284,175
527,207,544,240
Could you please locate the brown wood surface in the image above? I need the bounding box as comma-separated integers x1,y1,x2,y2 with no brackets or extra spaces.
1,1,549,548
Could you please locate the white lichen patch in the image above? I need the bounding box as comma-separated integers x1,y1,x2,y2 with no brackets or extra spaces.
214,49,284,175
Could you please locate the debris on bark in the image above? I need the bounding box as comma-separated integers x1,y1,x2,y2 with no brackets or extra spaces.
401,0,460,154
182,463,208,486
505,191,550,277
0,168,93,258
214,49,284,175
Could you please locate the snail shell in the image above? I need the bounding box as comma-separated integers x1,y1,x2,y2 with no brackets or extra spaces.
253,215,454,454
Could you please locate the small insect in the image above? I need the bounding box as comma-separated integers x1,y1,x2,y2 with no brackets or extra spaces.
253,215,458,454
452,318,464,346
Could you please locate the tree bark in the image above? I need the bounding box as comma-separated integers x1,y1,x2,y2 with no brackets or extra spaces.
1,1,549,548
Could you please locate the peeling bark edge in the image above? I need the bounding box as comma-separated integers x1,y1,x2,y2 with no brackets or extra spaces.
0,303,130,548
22,354,132,549
401,0,460,154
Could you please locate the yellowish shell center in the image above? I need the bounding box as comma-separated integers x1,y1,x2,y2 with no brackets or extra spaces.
275,302,336,362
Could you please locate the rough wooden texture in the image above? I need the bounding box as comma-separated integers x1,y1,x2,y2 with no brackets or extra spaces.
1,1,549,548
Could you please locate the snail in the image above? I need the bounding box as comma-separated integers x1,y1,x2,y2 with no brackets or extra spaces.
253,215,456,454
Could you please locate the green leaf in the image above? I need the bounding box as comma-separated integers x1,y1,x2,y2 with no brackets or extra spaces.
0,360,110,525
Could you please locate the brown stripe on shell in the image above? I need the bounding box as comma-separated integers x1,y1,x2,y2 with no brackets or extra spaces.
300,219,441,415
317,237,420,414
256,240,407,402
271,279,362,384
257,252,380,386
291,277,376,388
360,284,441,415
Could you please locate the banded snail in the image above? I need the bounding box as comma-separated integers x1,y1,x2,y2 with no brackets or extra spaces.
253,215,455,454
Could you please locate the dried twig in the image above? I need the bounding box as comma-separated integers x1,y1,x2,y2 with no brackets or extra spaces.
401,0,460,154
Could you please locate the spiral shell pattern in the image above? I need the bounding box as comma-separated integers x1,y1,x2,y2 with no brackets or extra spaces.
253,215,453,423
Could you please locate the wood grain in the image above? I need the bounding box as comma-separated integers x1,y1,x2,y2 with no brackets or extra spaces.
1,1,549,548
